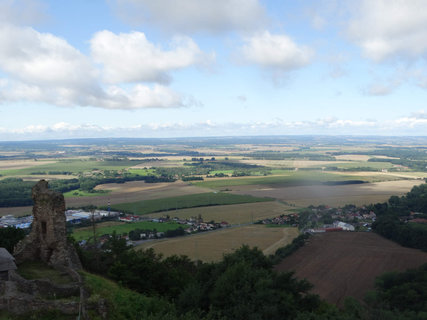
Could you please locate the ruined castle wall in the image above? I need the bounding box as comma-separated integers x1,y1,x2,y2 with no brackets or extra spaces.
14,180,81,269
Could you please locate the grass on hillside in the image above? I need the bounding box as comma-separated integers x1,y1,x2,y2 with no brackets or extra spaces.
110,192,273,215
82,271,175,320
72,221,187,241
17,261,74,285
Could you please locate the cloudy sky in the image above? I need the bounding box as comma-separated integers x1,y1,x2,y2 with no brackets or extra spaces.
1,0,427,140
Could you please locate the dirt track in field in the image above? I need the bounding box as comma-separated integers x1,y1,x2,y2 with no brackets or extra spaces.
275,232,427,305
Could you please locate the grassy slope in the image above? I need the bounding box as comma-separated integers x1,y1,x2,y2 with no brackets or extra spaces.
83,272,176,320
110,192,273,215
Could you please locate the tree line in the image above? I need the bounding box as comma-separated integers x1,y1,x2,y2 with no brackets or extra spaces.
0,173,176,207
1,224,426,319
370,183,427,251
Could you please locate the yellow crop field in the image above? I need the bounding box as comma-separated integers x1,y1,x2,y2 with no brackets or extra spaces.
0,159,58,170
137,225,299,262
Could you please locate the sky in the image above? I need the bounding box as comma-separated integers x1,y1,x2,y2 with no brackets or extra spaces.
1,0,427,140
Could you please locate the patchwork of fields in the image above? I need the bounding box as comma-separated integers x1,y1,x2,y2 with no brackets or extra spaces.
1,138,427,263
110,192,273,215
230,179,423,207
145,201,293,225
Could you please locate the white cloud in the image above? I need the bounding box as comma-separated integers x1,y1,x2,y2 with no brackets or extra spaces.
0,25,199,109
9,115,427,140
347,0,427,61
240,31,314,71
363,80,401,96
0,24,97,89
0,0,47,26
111,0,266,34
91,30,213,84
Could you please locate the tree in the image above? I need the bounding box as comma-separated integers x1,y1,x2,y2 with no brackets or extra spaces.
0,227,26,253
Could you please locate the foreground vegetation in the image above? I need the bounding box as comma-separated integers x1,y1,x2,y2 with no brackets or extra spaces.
76,234,427,320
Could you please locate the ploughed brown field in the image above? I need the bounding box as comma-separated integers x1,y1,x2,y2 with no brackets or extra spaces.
231,180,422,207
275,232,427,306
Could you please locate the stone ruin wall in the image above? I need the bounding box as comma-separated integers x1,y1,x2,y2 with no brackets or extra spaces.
14,180,81,269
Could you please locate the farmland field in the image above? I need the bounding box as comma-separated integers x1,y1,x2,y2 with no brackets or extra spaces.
193,171,401,190
63,189,111,198
0,159,143,177
0,159,58,171
137,225,299,262
276,232,427,305
230,179,423,207
110,192,273,215
1,178,420,217
0,180,214,216
145,201,293,224
70,180,213,207
72,220,186,241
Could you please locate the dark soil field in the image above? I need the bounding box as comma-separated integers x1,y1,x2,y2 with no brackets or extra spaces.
275,232,427,305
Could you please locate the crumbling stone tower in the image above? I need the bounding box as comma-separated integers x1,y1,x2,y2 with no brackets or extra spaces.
14,180,81,269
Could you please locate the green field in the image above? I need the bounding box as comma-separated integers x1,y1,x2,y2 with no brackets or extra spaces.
127,168,157,175
72,221,185,241
63,189,111,198
193,171,391,189
1,159,144,176
110,192,273,215
323,161,394,170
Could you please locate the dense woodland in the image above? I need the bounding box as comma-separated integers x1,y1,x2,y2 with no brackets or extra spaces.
371,183,427,251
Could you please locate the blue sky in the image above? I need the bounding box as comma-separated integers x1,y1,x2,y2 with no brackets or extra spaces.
1,0,427,140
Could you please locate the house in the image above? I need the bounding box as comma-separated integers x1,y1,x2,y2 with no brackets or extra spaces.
0,248,17,280
334,221,355,231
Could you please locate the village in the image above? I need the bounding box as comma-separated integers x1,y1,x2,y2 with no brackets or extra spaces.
257,204,378,233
